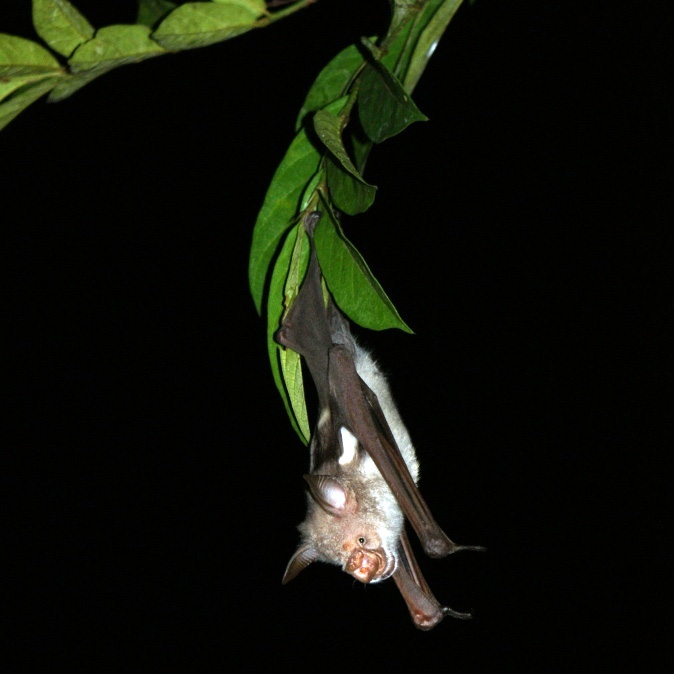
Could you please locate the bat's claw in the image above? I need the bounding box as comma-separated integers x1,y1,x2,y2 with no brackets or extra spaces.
455,544,487,553
423,533,486,558
441,606,474,620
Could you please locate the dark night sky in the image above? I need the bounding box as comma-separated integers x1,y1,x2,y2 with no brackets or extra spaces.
3,1,670,670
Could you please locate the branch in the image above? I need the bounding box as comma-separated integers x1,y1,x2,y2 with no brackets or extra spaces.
0,0,318,131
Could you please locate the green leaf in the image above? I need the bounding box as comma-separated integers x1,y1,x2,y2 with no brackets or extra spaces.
347,125,372,175
213,0,267,12
313,105,377,214
358,56,428,143
279,347,310,444
314,108,369,186
377,1,463,94
137,0,178,28
152,1,265,51
267,223,311,444
47,67,110,101
68,24,165,72
380,7,421,76
0,33,62,76
0,74,52,103
388,0,424,35
279,221,311,442
314,197,412,333
0,77,59,131
284,220,312,313
324,154,376,216
32,0,94,58
404,0,463,91
300,170,322,211
249,127,322,314
295,43,365,131
52,24,166,100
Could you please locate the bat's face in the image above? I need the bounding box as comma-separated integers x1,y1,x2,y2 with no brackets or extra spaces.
291,467,404,585
307,498,396,583
343,538,395,583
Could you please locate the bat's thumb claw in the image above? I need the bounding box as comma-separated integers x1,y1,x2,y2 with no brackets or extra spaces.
423,535,486,558
441,606,474,620
456,544,487,553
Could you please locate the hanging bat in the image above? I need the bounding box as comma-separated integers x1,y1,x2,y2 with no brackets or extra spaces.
276,210,482,629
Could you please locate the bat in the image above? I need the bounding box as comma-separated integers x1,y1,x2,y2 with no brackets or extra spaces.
276,210,482,629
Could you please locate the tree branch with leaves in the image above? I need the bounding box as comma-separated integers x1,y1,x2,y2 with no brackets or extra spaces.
1,0,465,439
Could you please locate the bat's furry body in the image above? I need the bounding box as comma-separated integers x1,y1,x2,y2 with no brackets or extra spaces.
296,343,419,583
351,345,419,484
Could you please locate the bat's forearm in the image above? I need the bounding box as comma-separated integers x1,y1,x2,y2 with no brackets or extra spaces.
332,345,474,557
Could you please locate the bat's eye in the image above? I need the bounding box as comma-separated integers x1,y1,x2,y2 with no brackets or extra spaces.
358,537,366,545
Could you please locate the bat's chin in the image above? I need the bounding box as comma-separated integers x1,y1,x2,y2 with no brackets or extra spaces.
345,548,396,584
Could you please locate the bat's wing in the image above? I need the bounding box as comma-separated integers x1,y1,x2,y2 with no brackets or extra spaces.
328,344,484,558
275,212,334,413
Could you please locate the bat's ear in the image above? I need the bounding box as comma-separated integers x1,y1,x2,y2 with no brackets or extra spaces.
304,475,357,516
282,543,319,584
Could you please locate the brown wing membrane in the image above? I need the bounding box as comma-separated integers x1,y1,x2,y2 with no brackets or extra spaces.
329,344,484,558
275,212,333,413
393,528,473,630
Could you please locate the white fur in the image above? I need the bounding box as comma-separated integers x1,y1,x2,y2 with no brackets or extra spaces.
339,426,358,465
353,344,420,483
296,340,420,583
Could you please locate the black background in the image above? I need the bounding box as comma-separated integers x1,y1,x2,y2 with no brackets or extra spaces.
3,1,670,670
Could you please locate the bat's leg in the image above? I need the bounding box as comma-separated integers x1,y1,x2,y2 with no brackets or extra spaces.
393,529,473,630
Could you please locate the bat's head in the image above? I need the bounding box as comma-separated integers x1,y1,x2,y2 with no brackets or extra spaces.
282,473,403,585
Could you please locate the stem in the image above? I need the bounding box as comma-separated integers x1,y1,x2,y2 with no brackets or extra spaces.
338,78,361,124
267,0,319,23
382,0,427,55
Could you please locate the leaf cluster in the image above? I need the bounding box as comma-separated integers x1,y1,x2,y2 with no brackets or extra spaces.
248,0,465,442
1,0,465,442
0,0,313,130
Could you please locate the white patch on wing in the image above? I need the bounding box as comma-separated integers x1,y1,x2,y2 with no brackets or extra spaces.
338,427,358,465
